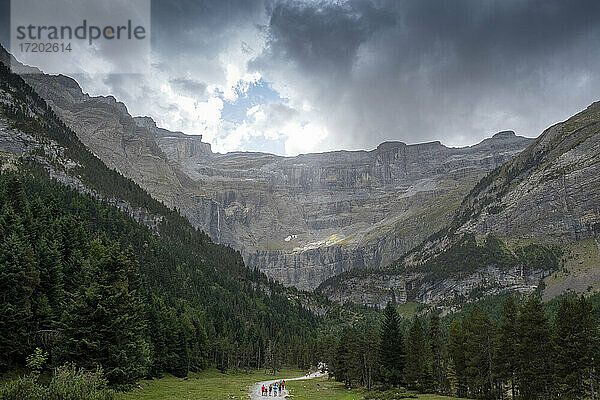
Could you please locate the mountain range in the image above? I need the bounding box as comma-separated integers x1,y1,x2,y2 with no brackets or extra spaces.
2,44,599,312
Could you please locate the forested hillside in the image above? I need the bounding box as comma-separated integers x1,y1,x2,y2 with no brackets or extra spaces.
0,57,324,386
323,294,600,400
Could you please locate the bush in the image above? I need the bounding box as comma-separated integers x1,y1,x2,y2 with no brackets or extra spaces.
0,364,115,400
0,375,43,400
46,364,115,400
25,348,48,374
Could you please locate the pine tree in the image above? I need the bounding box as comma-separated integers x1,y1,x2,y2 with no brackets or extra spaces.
405,317,433,392
429,313,446,394
0,231,40,371
494,297,518,399
36,238,64,319
463,306,494,398
553,295,599,399
355,321,379,389
61,240,150,384
448,319,467,398
318,334,339,378
379,302,405,386
516,296,552,400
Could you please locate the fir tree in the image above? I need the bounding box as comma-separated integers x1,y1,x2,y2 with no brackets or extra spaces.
516,297,552,400
448,319,467,398
61,240,150,384
405,317,433,392
463,306,494,398
379,302,405,386
0,231,40,371
493,297,518,399
429,313,446,394
553,296,599,399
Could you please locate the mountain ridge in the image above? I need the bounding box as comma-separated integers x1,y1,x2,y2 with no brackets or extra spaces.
318,100,600,309
1,44,535,291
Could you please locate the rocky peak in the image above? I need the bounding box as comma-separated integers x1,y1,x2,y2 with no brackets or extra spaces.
93,95,130,116
133,116,158,130
375,141,407,152
493,130,517,138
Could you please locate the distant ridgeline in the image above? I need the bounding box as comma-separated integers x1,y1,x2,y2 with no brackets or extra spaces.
0,59,326,385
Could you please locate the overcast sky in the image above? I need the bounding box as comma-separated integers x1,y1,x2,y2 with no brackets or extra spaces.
2,0,600,155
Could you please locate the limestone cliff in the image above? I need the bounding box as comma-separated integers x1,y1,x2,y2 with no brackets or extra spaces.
319,102,600,308
3,45,534,291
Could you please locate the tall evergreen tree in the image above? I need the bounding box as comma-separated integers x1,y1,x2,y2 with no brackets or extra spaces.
318,334,339,378
429,313,446,394
516,297,552,400
463,306,494,399
405,317,433,392
448,319,467,398
336,328,363,387
494,297,518,399
0,231,40,371
61,240,150,384
379,302,405,386
553,296,599,399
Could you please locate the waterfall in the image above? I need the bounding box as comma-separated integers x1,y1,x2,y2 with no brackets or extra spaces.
216,205,221,243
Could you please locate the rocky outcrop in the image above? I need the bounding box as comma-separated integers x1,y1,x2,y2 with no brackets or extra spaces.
134,116,212,164
318,265,546,310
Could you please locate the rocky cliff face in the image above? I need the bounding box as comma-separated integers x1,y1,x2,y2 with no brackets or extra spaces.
21,73,189,212
4,45,533,291
318,265,546,310
157,133,530,290
454,102,600,242
319,101,600,308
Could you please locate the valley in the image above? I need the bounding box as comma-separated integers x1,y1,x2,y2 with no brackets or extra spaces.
0,0,600,400
0,46,543,298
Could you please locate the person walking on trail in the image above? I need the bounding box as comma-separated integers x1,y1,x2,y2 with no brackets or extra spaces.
269,385,272,396
261,385,265,396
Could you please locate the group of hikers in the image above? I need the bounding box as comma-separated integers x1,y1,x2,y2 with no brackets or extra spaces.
261,380,285,397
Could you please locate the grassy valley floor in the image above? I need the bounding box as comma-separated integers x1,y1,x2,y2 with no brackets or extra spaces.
286,375,466,400
116,368,303,400
117,369,467,400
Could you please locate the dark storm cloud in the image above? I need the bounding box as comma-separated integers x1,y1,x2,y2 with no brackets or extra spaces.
253,0,600,148
2,0,599,152
151,0,265,62
262,0,395,76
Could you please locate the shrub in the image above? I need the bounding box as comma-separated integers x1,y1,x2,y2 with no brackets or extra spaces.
0,364,115,400
46,364,115,400
25,348,48,374
0,375,43,400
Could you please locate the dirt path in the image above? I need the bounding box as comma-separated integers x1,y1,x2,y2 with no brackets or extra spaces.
249,371,326,400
